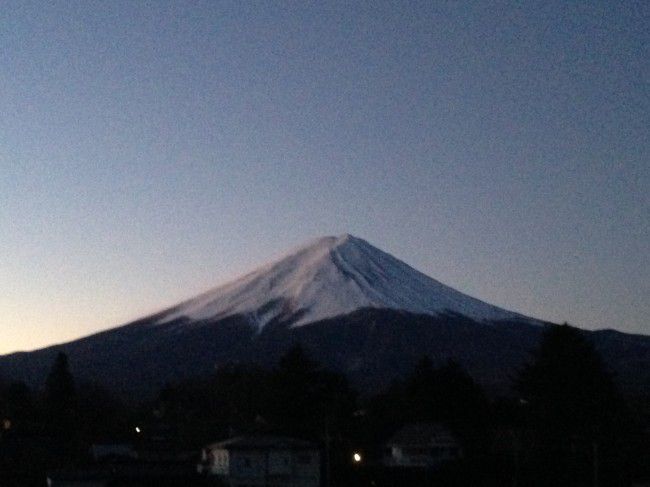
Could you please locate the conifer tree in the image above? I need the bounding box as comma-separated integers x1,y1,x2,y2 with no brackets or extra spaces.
44,352,77,435
516,324,628,486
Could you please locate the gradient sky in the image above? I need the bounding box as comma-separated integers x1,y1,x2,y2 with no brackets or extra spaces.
1,0,648,354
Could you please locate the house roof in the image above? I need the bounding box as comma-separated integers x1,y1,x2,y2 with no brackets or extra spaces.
205,435,318,451
386,422,458,447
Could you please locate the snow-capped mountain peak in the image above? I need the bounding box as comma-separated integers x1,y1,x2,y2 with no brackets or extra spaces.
158,234,533,328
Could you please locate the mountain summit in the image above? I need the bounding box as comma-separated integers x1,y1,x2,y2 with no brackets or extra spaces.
157,234,533,329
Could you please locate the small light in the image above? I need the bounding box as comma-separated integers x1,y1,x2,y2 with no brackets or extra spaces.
353,452,362,463
135,426,141,433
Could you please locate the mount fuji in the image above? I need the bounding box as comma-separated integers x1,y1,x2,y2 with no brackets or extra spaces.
0,234,647,396
155,234,537,330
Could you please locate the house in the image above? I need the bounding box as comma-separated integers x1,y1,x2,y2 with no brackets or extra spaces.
198,435,320,487
383,422,462,468
90,442,136,462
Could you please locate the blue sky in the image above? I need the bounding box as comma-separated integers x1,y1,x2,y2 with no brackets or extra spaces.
1,1,648,353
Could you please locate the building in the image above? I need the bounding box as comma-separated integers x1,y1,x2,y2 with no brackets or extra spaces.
383,422,462,468
198,435,320,487
90,442,136,462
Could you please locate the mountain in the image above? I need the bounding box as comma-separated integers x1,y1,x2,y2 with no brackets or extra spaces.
156,234,537,329
0,234,648,397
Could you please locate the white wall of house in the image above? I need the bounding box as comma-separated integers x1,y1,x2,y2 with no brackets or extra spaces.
200,446,319,487
384,432,462,468
201,447,230,476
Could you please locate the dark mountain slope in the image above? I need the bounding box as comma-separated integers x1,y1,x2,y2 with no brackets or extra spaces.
0,309,647,398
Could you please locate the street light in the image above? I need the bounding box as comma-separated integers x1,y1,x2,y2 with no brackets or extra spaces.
353,452,362,463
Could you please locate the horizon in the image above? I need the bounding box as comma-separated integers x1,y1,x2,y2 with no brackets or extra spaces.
2,1,648,353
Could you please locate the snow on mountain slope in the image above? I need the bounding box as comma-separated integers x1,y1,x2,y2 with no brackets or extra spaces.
158,234,536,329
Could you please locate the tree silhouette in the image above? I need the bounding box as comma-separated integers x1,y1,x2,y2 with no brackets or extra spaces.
364,357,490,460
402,357,490,454
44,352,77,436
271,345,356,437
517,324,620,439
516,324,629,486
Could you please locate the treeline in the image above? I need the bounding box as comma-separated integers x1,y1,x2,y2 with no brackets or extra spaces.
0,324,648,486
0,353,135,484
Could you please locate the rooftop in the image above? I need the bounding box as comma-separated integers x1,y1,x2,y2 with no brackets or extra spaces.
206,435,318,451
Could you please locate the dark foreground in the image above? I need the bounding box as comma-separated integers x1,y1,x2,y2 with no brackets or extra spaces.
0,324,648,486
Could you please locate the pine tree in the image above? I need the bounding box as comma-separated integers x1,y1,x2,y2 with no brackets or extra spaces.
516,324,628,486
517,324,620,440
44,352,77,434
